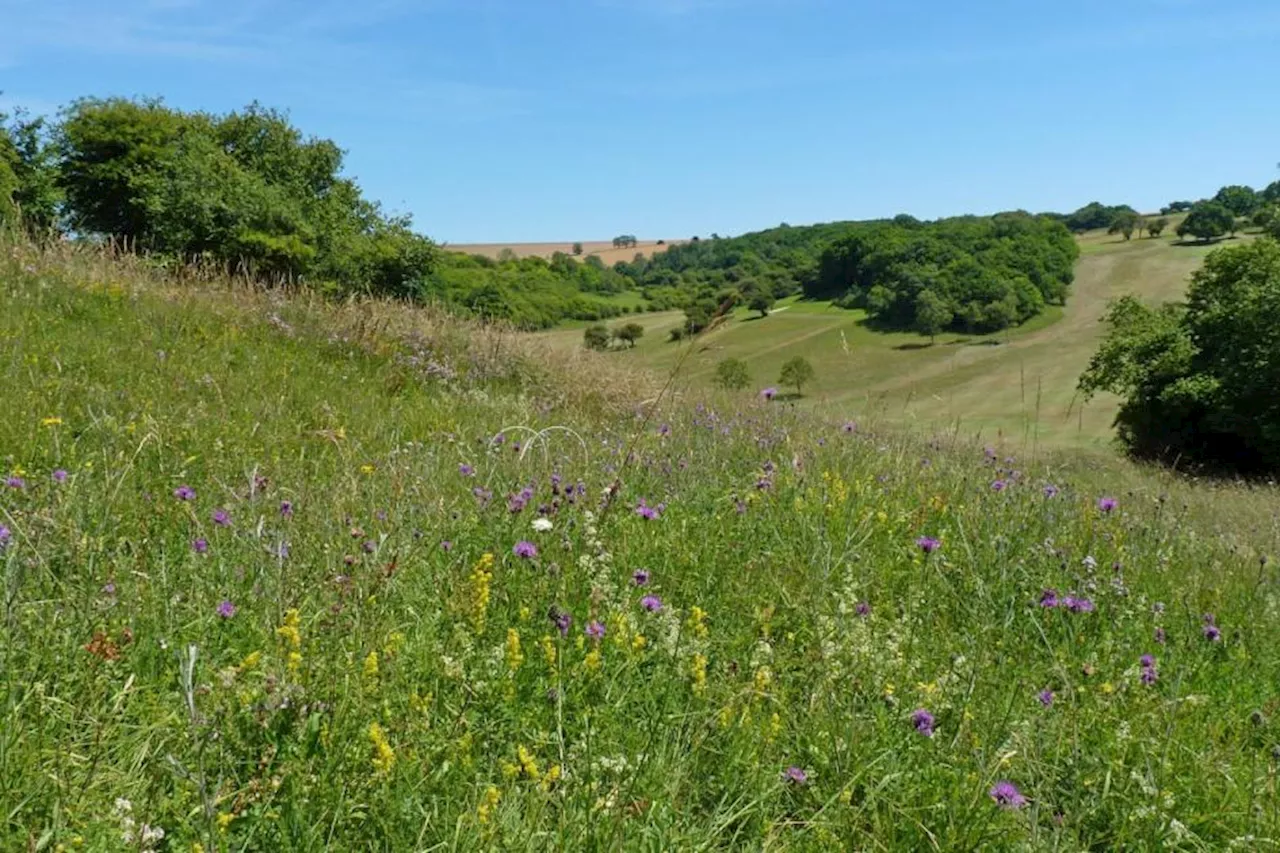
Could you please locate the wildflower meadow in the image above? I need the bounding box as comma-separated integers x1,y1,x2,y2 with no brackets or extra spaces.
3,237,1280,850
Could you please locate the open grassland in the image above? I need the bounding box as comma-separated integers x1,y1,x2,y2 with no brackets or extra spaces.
5,236,1280,850
445,240,676,265
541,230,1256,451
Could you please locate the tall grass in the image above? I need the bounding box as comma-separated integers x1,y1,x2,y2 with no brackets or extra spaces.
3,235,1280,850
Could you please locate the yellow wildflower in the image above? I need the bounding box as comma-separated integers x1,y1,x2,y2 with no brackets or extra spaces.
383,631,405,657
753,667,773,694
767,712,782,742
276,609,301,650
540,635,557,669
541,764,562,791
363,650,380,681
506,628,524,671
477,785,501,824
584,648,602,672
517,745,540,780
41,416,63,427
632,633,648,651
690,653,708,695
217,812,235,833
239,650,262,671
287,651,302,673
468,554,495,634
688,606,709,639
359,463,376,475
369,722,395,775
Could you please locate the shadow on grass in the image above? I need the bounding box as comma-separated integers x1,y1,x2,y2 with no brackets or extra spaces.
893,342,934,351
1172,237,1234,247
773,391,803,402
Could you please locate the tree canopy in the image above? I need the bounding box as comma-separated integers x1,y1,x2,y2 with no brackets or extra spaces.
1176,202,1234,242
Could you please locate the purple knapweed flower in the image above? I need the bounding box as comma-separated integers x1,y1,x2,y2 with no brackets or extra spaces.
279,500,293,518
989,781,1027,810
1064,596,1095,613
991,480,1007,492
760,387,777,401
1037,688,1054,707
585,620,606,640
911,708,935,737
459,463,475,477
635,499,661,520
1097,497,1118,513
1039,589,1060,608
632,569,651,586
212,509,231,527
1155,626,1167,645
1139,654,1155,668
640,595,663,613
0,525,10,547
513,540,538,559
216,599,237,619
855,601,871,617
52,469,68,483
550,609,572,637
1203,622,1221,642
1140,654,1158,685
842,421,856,434
1043,484,1059,498
440,540,454,551
6,476,25,490
102,581,116,596
192,538,209,554
782,766,808,785
173,485,196,501
916,536,941,555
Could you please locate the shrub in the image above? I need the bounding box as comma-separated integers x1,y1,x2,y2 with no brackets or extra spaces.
713,358,750,390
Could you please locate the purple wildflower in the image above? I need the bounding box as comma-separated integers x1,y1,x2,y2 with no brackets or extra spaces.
1139,654,1155,668
842,421,856,434
991,480,1007,492
459,463,475,477
1155,626,1166,645
363,539,377,554
855,601,871,617
216,599,237,619
640,595,663,613
473,487,493,507
1097,497,1118,513
1039,589,1060,608
52,469,68,483
192,538,209,554
1037,688,1054,707
1043,484,1059,498
550,609,572,637
635,499,661,520
632,569,651,586
173,485,196,501
513,540,538,559
273,540,290,559
440,540,454,552
0,525,10,547
1064,596,1095,613
916,536,941,555
212,509,231,527
911,708,935,737
279,500,293,518
6,476,25,490
102,581,116,596
1203,623,1221,642
585,620,606,640
989,781,1027,810
1140,654,1159,685
760,387,777,400
782,766,808,785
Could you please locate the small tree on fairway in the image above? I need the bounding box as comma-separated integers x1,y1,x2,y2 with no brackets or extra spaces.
583,324,610,351
714,358,750,390
1148,217,1169,238
612,322,644,348
1177,203,1234,242
1108,210,1139,240
914,289,952,343
749,291,775,317
779,356,815,396
572,242,583,256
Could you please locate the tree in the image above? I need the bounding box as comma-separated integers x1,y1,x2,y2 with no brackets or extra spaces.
583,324,611,351
1161,201,1194,215
1080,239,1280,471
713,358,750,390
572,242,583,256
1177,203,1234,242
749,291,775,317
1108,210,1140,240
778,356,815,396
612,322,644,348
1213,185,1260,218
0,109,60,234
913,289,952,343
1147,217,1169,238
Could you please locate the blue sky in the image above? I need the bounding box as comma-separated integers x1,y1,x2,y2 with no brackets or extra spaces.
2,0,1278,243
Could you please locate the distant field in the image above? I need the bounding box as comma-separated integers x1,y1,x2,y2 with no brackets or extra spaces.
446,239,679,265
538,227,1256,450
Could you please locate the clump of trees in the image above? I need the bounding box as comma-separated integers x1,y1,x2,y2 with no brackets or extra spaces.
612,235,638,249
714,358,750,390
1176,202,1235,242
810,213,1077,334
1054,202,1139,234
583,321,645,351
1079,237,1280,472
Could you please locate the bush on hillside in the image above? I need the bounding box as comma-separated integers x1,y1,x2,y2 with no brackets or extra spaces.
1080,238,1280,472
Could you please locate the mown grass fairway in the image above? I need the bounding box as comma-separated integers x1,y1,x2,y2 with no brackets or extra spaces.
541,230,1252,450
446,240,676,266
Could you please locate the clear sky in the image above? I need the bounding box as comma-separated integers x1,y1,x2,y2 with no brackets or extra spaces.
2,0,1278,243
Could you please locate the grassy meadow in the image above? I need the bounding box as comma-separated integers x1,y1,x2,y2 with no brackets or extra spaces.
540,226,1258,451
4,233,1280,850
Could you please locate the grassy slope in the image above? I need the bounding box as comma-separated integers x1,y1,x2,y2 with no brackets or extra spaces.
540,229,1254,450
4,237,1280,850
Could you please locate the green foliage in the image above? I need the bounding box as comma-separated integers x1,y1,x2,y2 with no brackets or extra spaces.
1176,202,1234,242
611,234,638,249
913,289,952,342
812,213,1075,333
0,109,61,234
778,355,815,395
1161,200,1194,215
713,357,750,390
612,322,644,347
1107,210,1139,240
1212,184,1260,218
583,323,611,351
1147,217,1169,238
572,241,583,255
1058,201,1138,233
1081,238,1280,471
